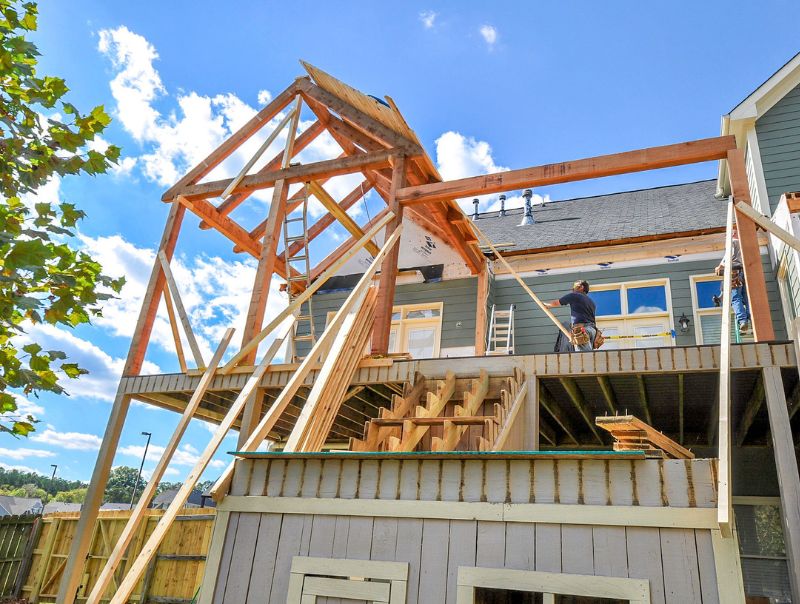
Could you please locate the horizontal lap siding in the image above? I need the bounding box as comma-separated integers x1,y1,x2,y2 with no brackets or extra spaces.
493,258,786,355
756,82,800,213
312,278,478,350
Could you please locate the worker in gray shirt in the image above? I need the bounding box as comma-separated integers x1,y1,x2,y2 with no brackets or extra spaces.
715,222,751,335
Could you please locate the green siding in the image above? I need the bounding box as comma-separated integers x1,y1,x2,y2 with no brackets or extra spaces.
308,257,786,357
492,257,786,355
311,278,479,351
755,82,800,213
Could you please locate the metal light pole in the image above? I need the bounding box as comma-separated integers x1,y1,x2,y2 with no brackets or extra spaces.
50,464,57,480
130,431,152,509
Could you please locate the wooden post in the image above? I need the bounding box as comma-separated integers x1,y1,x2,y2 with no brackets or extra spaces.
718,201,734,537
762,365,800,602
84,330,233,604
56,202,185,604
475,260,490,355
241,95,302,360
727,148,775,341
371,155,405,355
524,373,540,451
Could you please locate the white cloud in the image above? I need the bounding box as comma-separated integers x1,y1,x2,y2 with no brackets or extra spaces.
419,10,437,28
97,26,346,199
10,392,45,418
119,442,226,470
31,427,102,450
257,90,273,105
18,323,160,402
479,25,498,48
79,233,289,364
0,462,42,474
0,447,56,461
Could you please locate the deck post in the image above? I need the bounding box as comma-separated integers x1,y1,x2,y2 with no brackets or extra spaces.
371,155,406,354
762,365,800,602
475,260,490,356
56,201,186,604
727,148,775,341
523,373,540,451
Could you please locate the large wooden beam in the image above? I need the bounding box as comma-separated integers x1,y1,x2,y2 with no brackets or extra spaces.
169,150,397,202
475,261,489,355
240,96,302,360
306,180,380,256
397,136,738,206
371,156,406,354
762,365,800,602
203,119,326,227
728,148,775,341
278,181,374,260
162,82,300,201
56,202,186,604
718,201,735,537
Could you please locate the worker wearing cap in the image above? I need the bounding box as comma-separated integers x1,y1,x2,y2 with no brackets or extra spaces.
545,280,597,352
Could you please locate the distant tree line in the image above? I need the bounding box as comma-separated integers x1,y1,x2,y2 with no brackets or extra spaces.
0,467,217,505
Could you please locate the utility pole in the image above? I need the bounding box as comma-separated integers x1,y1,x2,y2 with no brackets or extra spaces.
50,464,57,480
130,431,152,509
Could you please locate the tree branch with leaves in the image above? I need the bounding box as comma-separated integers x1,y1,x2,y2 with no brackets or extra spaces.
1,0,124,436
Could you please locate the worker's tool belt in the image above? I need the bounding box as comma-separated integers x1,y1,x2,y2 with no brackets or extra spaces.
731,269,743,289
571,324,590,346
572,323,604,349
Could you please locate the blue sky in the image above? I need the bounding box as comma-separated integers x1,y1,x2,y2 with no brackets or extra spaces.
4,1,799,487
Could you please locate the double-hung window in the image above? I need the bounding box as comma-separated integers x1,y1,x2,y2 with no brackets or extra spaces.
588,279,674,349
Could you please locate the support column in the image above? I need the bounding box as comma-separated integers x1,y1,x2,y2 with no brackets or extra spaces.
371,155,406,355
237,388,264,449
727,148,775,341
523,373,540,451
762,365,800,602
56,202,185,604
474,259,489,356
241,95,302,361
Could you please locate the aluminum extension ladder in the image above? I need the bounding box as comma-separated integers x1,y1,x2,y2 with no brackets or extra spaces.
486,304,515,355
282,187,316,360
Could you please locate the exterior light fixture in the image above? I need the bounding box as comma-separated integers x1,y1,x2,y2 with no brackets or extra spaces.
678,313,691,333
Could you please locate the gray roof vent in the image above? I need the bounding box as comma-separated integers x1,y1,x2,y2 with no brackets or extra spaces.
519,189,535,225
472,198,479,220
499,194,507,217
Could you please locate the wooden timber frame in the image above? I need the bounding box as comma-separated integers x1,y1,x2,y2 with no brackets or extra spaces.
56,61,794,604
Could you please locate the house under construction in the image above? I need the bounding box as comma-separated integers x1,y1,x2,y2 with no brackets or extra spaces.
53,57,800,604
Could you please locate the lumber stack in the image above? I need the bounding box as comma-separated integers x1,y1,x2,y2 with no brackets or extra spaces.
596,415,694,459
350,368,527,452
288,287,378,451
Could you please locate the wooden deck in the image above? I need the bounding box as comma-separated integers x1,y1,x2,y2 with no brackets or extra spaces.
119,342,798,448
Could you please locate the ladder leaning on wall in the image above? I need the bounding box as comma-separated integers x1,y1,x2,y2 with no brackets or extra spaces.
486,304,515,355
282,186,316,361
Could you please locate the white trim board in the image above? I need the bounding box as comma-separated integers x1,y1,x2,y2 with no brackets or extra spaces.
218,496,719,529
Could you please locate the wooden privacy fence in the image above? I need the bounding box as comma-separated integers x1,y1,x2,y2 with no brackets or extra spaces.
0,514,40,598
20,509,215,604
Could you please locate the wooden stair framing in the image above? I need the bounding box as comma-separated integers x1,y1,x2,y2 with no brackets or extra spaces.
350,368,528,453
596,415,694,459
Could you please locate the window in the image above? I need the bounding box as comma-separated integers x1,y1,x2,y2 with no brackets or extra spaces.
734,498,792,604
689,275,750,345
389,303,443,358
325,302,443,359
587,280,674,349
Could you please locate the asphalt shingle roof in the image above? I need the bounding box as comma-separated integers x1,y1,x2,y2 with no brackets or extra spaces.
475,180,726,253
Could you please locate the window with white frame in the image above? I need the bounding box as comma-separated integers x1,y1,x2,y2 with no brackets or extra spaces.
734,498,792,604
326,302,443,359
690,275,724,345
587,279,674,349
389,303,442,358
